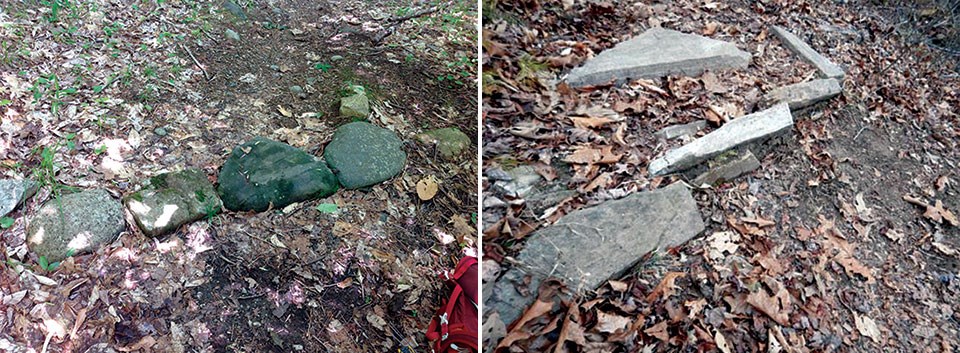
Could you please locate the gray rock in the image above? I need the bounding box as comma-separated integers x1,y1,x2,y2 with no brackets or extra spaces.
763,78,841,110
690,150,762,187
225,29,240,41
27,189,125,263
566,27,751,87
83,343,116,353
416,127,471,159
339,86,369,118
154,127,167,136
491,166,542,198
218,137,339,212
771,26,844,80
290,85,303,94
124,169,222,237
330,55,344,61
324,122,406,189
0,179,38,218
655,120,708,140
222,1,247,20
649,103,793,176
485,183,704,325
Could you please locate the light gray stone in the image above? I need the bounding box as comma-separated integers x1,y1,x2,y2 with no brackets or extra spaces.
339,85,369,118
416,127,471,160
224,29,240,41
771,26,845,80
0,179,38,218
83,343,117,353
649,103,793,176
566,27,751,87
691,150,762,187
485,182,704,325
27,189,125,263
764,78,841,110
491,166,541,198
655,120,708,140
124,169,222,237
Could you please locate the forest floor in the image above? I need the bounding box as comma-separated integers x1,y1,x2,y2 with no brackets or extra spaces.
0,0,476,352
482,0,959,352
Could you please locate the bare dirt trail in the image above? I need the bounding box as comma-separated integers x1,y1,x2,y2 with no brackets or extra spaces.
482,0,959,351
0,1,476,352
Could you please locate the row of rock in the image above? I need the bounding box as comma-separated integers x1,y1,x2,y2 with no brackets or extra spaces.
9,121,411,262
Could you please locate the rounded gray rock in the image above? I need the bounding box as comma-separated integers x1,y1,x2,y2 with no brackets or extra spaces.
324,122,406,189
27,189,125,263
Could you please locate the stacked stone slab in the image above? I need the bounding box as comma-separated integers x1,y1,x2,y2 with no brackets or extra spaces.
485,183,705,325
763,78,841,110
566,27,751,87
649,103,794,176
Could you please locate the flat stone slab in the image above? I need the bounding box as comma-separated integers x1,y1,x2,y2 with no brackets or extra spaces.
324,122,406,189
649,103,793,176
491,165,542,198
655,120,708,140
691,150,762,187
416,127,471,160
485,182,705,325
566,27,751,87
218,137,339,212
125,169,223,237
0,179,37,218
27,189,125,263
764,78,841,110
771,26,845,80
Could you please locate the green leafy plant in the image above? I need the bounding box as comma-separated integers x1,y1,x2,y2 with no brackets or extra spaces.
31,73,77,115
0,216,14,229
316,203,338,213
313,62,331,72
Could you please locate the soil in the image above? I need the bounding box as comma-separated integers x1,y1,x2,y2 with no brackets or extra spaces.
0,1,476,352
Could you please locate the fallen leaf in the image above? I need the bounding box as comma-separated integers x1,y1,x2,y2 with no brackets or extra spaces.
741,216,776,227
746,288,790,326
416,176,439,201
643,321,669,342
855,314,881,343
365,312,387,331
715,330,732,353
277,105,293,117
336,277,353,289
702,21,720,36
570,116,615,129
608,280,629,292
883,228,903,242
646,272,685,302
596,311,631,333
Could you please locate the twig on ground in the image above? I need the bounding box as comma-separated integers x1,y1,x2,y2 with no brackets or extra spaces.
373,6,441,44
180,43,212,81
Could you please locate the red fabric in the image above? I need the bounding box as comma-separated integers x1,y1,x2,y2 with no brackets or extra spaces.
426,257,478,352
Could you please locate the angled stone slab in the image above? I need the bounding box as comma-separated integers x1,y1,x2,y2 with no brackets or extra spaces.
649,103,793,176
763,78,841,110
566,27,751,87
771,26,845,80
0,179,38,218
691,150,762,187
485,182,704,325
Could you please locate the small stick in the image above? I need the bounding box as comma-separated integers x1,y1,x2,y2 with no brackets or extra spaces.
180,43,211,81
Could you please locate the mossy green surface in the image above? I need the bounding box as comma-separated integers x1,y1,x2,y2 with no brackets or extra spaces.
218,137,338,212
416,127,470,159
123,168,222,237
324,122,406,189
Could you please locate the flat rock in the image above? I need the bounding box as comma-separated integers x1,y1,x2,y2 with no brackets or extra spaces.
339,85,369,118
125,169,222,237
691,150,762,187
324,122,406,189
27,189,125,263
566,27,751,87
491,165,542,198
771,26,845,80
655,120,708,140
0,179,38,218
416,127,471,160
218,137,338,212
763,78,841,110
485,183,705,325
649,103,793,176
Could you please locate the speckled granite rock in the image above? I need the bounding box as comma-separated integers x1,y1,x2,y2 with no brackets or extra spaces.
27,189,125,262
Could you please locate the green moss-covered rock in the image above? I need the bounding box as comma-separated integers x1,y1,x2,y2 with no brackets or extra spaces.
123,169,222,237
339,85,369,118
27,189,125,263
324,122,406,189
416,127,471,160
218,137,338,212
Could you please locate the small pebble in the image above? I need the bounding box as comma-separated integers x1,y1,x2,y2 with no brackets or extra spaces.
154,127,167,136
330,55,344,61
225,29,240,41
